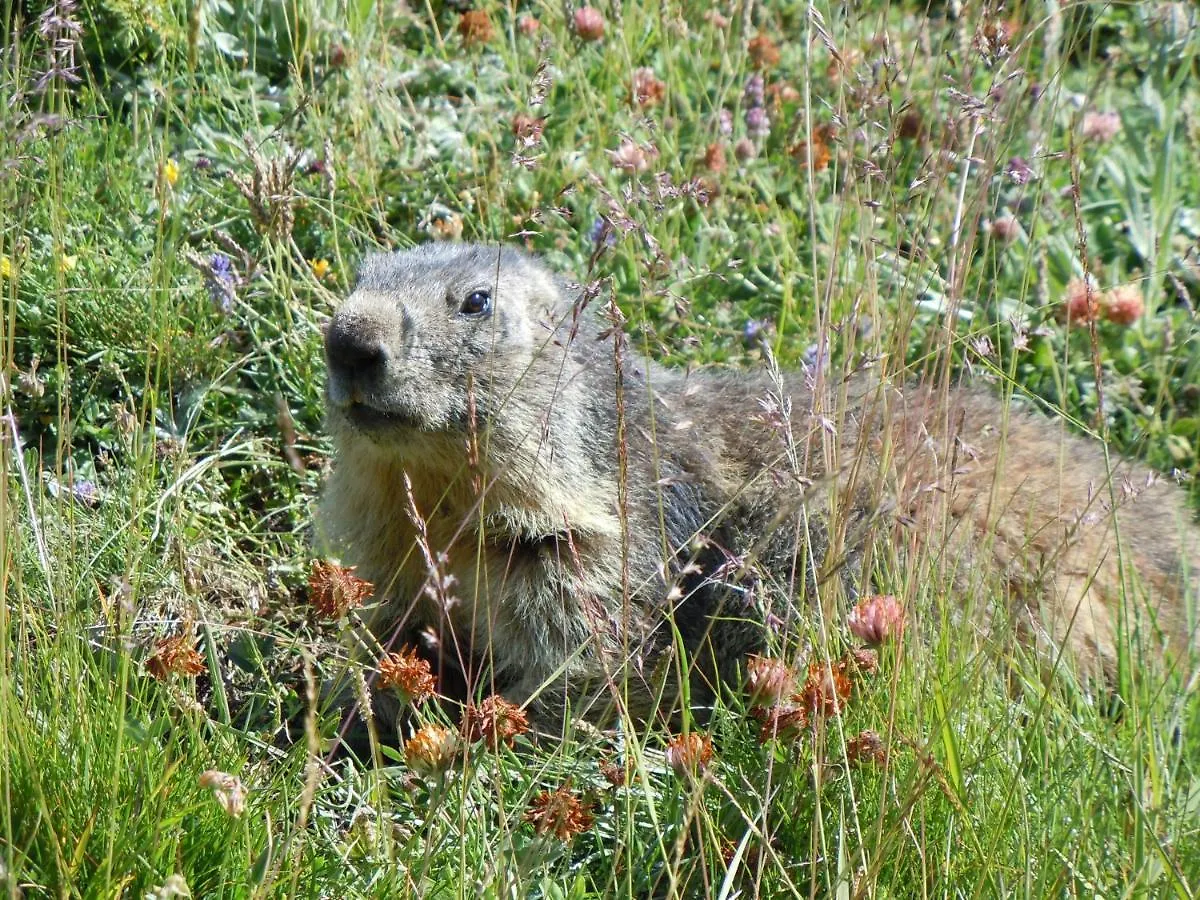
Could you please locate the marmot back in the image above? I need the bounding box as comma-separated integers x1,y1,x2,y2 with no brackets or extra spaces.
320,242,1199,723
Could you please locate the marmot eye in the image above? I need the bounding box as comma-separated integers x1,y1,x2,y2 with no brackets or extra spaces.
460,290,492,317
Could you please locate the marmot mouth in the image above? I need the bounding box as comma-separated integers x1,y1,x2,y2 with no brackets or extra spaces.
339,401,422,431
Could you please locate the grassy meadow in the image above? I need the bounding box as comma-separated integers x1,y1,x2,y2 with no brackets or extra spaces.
2,0,1200,895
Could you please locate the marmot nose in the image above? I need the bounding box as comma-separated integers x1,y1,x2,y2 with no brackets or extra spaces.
326,316,386,379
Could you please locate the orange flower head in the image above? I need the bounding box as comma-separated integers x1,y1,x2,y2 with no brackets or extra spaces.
457,9,494,46
748,33,781,69
703,142,727,174
847,646,879,677
146,634,206,680
631,67,666,107
378,646,436,705
756,703,809,743
404,724,460,778
797,660,853,720
846,729,888,766
525,783,594,841
664,732,713,777
463,695,530,750
307,560,373,620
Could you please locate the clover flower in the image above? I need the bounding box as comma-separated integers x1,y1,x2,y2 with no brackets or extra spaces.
462,695,530,750
307,560,373,620
525,783,594,841
378,646,436,705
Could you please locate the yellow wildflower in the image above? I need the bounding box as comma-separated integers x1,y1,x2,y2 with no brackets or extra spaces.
311,258,332,280
58,254,78,273
0,255,11,279
162,158,180,187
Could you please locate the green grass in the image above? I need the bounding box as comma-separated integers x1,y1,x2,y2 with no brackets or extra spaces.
2,0,1199,896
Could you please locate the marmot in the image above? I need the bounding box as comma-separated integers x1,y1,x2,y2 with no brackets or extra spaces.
320,242,1198,723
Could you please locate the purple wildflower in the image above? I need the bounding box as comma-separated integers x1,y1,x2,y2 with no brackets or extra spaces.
743,318,773,345
588,217,617,248
743,73,765,107
746,106,770,139
206,253,237,313
719,109,733,136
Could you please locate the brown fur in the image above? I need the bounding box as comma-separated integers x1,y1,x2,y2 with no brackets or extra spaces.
319,243,1198,723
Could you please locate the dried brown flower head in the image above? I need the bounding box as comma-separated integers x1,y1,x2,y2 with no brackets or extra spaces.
573,6,605,41
404,724,460,778
791,126,832,171
847,646,879,677
457,9,494,46
525,783,594,841
308,560,373,620
146,634,206,680
768,82,800,105
748,32,781,69
847,594,905,645
756,703,808,742
199,769,246,816
702,141,727,175
745,655,795,707
1104,284,1144,325
797,661,853,720
733,137,757,162
1060,276,1101,326
599,756,628,787
664,732,713,777
897,109,924,141
845,730,888,767
987,215,1021,243
463,694,530,750
631,67,666,107
378,646,436,705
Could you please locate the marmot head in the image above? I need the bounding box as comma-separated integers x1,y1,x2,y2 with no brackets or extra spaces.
325,243,573,448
